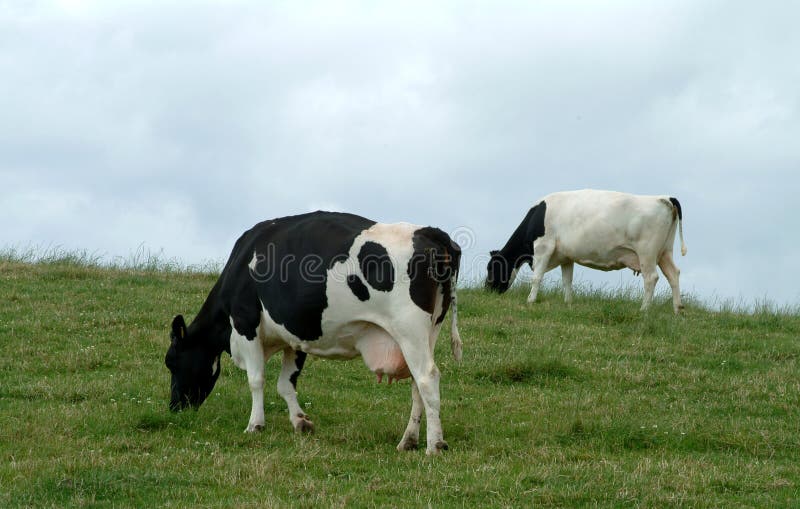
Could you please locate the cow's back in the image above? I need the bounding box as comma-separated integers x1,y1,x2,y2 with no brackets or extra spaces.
540,190,677,261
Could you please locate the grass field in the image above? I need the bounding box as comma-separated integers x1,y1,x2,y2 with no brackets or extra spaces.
1,256,798,507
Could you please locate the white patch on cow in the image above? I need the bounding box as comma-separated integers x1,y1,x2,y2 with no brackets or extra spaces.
211,355,220,376
248,250,258,273
430,284,444,326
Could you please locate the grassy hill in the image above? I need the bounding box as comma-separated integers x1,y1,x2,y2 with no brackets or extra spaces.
1,258,798,507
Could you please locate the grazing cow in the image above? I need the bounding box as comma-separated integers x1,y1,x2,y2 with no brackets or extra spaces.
165,211,462,455
486,189,687,313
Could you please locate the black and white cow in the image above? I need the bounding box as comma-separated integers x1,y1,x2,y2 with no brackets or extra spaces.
165,211,462,455
487,189,687,313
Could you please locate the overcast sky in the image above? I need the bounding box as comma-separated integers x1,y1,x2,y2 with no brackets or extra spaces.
2,1,798,309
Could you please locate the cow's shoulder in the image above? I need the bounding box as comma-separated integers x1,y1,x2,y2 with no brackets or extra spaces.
213,221,280,340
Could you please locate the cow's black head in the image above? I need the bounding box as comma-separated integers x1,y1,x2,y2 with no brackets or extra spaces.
485,250,514,293
165,315,221,411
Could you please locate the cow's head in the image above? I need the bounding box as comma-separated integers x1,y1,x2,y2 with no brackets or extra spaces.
485,250,515,293
165,315,221,411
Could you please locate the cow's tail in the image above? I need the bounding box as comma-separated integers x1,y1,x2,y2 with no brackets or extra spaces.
449,276,462,363
669,197,687,256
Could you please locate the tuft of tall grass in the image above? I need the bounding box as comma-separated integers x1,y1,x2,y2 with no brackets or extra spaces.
0,244,221,274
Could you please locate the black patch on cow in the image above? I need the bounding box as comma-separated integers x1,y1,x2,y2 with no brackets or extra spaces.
505,200,547,266
669,197,683,220
289,351,307,388
487,201,547,293
244,212,376,341
227,268,261,341
407,227,461,321
186,281,236,353
358,241,394,292
347,274,370,301
528,201,547,249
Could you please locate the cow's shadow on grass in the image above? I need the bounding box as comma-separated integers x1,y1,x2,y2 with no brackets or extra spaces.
474,359,583,386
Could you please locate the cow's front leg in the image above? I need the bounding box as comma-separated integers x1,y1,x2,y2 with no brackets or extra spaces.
231,333,267,433
238,337,264,433
527,243,555,304
277,349,313,433
397,380,423,451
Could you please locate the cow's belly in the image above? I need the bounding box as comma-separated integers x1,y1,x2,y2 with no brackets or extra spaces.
259,317,410,382
576,259,628,271
565,246,641,272
260,327,361,360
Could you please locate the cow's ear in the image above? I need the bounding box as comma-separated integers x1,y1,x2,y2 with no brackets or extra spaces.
171,315,187,343
490,250,499,257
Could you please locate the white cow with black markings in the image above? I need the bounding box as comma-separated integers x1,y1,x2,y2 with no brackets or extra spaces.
487,189,687,313
165,211,462,455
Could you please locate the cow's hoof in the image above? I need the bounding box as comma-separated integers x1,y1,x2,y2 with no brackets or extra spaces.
397,437,419,451
425,440,449,455
294,414,314,434
245,423,264,433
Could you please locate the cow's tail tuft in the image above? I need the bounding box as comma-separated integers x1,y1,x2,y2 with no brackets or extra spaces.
450,276,462,363
669,197,687,256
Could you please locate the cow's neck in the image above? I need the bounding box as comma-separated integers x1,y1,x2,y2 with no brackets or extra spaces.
499,207,536,269
188,282,233,356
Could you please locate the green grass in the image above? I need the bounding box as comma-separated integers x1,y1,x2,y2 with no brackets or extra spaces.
1,258,798,508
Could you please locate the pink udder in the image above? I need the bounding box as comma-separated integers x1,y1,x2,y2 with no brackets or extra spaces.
360,337,411,384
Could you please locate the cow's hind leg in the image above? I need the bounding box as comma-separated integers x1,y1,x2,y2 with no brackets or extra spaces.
395,326,446,455
277,348,313,433
658,253,683,314
412,359,445,456
561,262,575,304
398,322,444,451
396,380,423,451
640,259,659,311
